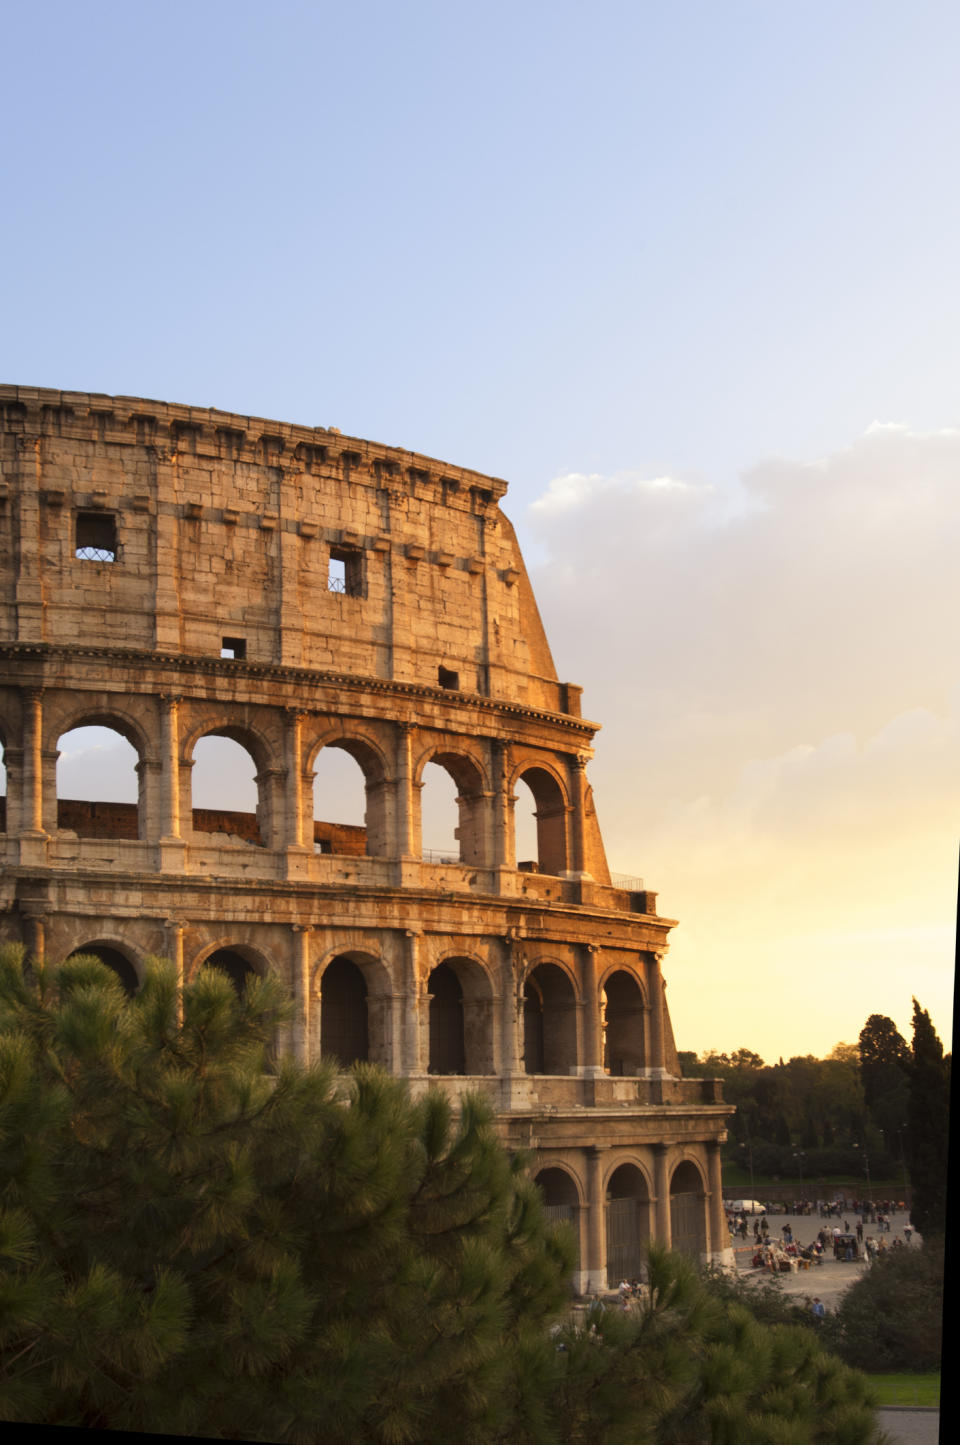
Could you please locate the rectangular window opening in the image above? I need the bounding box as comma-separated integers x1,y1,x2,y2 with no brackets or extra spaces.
438,666,459,690
221,636,246,660
75,511,118,562
328,546,363,597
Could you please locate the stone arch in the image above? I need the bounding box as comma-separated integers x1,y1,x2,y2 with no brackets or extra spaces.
186,722,272,847
413,745,488,867
535,1165,582,1268
67,938,142,996
605,1160,652,1286
513,763,569,875
523,961,578,1075
602,968,647,1076
55,717,144,840
190,939,274,988
417,746,489,866
308,732,389,859
428,955,495,1075
670,1158,708,1258
317,949,392,1069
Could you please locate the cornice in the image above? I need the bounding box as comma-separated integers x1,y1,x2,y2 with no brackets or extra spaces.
2,642,600,740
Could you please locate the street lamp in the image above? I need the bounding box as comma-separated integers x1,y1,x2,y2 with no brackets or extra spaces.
853,1143,872,1207
792,1149,805,1197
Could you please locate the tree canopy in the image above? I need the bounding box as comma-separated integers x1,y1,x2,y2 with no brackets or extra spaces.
905,999,950,1238
0,945,887,1443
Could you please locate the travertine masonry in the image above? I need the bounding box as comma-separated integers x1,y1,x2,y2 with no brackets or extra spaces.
0,385,732,1290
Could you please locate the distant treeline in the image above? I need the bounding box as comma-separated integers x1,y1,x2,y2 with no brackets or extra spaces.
679,1004,950,1236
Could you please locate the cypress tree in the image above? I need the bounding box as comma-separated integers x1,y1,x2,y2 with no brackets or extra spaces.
905,998,949,1239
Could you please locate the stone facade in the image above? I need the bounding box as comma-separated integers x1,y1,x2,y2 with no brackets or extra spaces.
0,384,733,1290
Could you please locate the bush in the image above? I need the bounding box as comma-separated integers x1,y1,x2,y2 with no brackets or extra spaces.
831,1241,944,1373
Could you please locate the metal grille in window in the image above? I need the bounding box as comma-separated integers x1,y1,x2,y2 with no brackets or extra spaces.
328,547,362,596
75,512,117,562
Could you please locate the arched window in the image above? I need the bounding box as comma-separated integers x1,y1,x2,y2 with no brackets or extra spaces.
320,956,369,1066
312,744,368,857
68,943,139,997
191,733,262,846
205,947,259,996
603,971,646,1075
427,963,465,1075
670,1161,707,1258
606,1164,651,1286
523,964,577,1075
515,768,567,875
419,752,486,865
56,725,140,839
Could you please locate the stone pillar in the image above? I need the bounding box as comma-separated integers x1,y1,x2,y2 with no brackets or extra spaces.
165,918,184,1023
645,951,667,1077
569,756,592,878
291,925,311,1064
157,696,185,871
256,766,286,850
706,1140,733,1264
581,944,604,1076
284,711,306,848
18,689,48,865
395,724,415,858
652,1144,671,1248
404,929,424,1074
584,1146,608,1293
492,741,515,870
500,936,523,1075
21,911,45,967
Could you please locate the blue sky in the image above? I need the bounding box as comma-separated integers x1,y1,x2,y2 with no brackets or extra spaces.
3,1,956,1057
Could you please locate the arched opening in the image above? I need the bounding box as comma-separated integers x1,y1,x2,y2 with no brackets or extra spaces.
320,956,369,1067
606,1163,651,1286
312,743,369,857
535,1167,581,1268
204,947,260,996
68,943,139,997
191,733,263,846
670,1161,707,1258
419,752,486,865
515,768,567,876
56,725,140,839
603,971,646,1075
427,963,465,1075
523,963,577,1075
429,957,495,1075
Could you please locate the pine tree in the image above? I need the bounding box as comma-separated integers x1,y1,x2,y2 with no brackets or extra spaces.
905,998,949,1239
0,945,573,1440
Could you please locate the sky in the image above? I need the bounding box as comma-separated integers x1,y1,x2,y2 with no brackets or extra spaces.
2,1,956,1059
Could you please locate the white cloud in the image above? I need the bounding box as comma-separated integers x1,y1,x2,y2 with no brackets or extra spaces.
525,422,959,1055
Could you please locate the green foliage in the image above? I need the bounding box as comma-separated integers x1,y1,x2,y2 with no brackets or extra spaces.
551,1248,884,1445
905,1000,949,1238
0,945,573,1441
831,1240,944,1373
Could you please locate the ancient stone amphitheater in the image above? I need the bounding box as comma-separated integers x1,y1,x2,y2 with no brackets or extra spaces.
0,384,732,1289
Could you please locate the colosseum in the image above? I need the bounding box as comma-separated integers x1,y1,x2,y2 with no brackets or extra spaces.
0,383,732,1290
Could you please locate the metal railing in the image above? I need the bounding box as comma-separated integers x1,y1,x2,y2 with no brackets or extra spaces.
422,847,461,865
609,873,644,891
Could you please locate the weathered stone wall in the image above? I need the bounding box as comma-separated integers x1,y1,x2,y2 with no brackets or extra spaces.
0,386,732,1290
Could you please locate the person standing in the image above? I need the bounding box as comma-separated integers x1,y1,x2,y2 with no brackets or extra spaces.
811,1298,825,1324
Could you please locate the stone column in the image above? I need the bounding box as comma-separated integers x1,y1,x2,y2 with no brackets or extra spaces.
291,925,311,1064
21,911,45,967
395,724,415,858
491,741,515,870
284,710,306,848
157,696,185,871
652,1144,671,1248
569,755,591,878
644,951,667,1077
165,918,184,1022
585,1146,608,1293
706,1140,732,1263
581,944,604,1076
404,929,424,1075
18,689,48,865
500,935,523,1075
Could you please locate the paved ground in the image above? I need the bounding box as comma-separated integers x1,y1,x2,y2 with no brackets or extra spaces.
728,1208,920,1310
875,1409,940,1445
729,1211,939,1444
